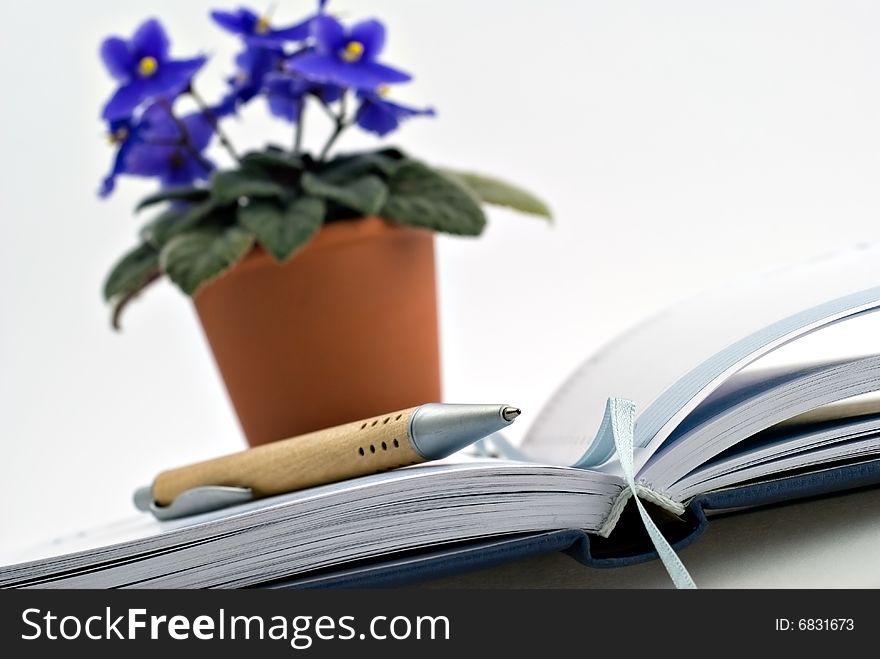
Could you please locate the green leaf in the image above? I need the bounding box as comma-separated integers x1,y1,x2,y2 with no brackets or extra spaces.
301,172,388,216
140,200,218,249
238,196,326,262
438,169,553,220
160,227,255,296
381,162,487,236
320,152,403,184
135,186,210,213
103,243,160,302
211,170,287,206
103,243,163,330
241,151,305,173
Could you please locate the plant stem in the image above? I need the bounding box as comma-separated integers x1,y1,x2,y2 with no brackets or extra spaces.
319,93,350,162
316,96,337,122
189,85,240,163
294,101,305,156
141,137,189,146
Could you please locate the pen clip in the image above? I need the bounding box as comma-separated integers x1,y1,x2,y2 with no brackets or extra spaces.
133,485,254,521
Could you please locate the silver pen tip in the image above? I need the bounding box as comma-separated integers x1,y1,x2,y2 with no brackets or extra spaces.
502,406,522,423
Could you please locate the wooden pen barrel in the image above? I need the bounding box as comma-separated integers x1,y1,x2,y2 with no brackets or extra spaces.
152,407,423,506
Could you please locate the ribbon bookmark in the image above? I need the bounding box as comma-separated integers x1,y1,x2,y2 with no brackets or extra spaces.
607,397,697,589
477,398,697,588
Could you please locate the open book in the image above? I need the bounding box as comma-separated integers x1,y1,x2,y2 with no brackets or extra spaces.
4,244,880,588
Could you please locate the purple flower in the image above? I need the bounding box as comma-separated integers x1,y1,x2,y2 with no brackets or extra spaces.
127,107,215,187
355,91,435,137
219,46,285,114
100,19,206,121
288,15,411,90
101,104,215,194
100,119,145,198
211,3,332,113
211,6,313,46
211,90,243,119
263,72,341,122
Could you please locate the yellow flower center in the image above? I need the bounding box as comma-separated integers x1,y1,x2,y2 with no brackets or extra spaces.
256,16,271,35
378,85,391,97
137,56,159,77
341,41,365,63
107,127,129,145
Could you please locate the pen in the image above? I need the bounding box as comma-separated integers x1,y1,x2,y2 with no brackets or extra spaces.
134,403,521,520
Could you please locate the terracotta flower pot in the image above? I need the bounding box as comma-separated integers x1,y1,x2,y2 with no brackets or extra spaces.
194,216,442,447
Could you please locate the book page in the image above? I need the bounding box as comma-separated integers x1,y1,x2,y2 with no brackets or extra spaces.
0,458,493,566
522,243,880,468
0,458,623,588
641,355,880,488
669,414,880,500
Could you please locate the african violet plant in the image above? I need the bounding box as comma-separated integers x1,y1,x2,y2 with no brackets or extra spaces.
101,2,551,328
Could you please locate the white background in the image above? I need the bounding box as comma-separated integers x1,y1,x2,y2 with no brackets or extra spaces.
3,0,880,554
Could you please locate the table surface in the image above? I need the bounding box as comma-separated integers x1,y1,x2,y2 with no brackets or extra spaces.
420,486,880,588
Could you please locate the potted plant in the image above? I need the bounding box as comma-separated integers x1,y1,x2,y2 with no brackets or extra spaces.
99,2,551,447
